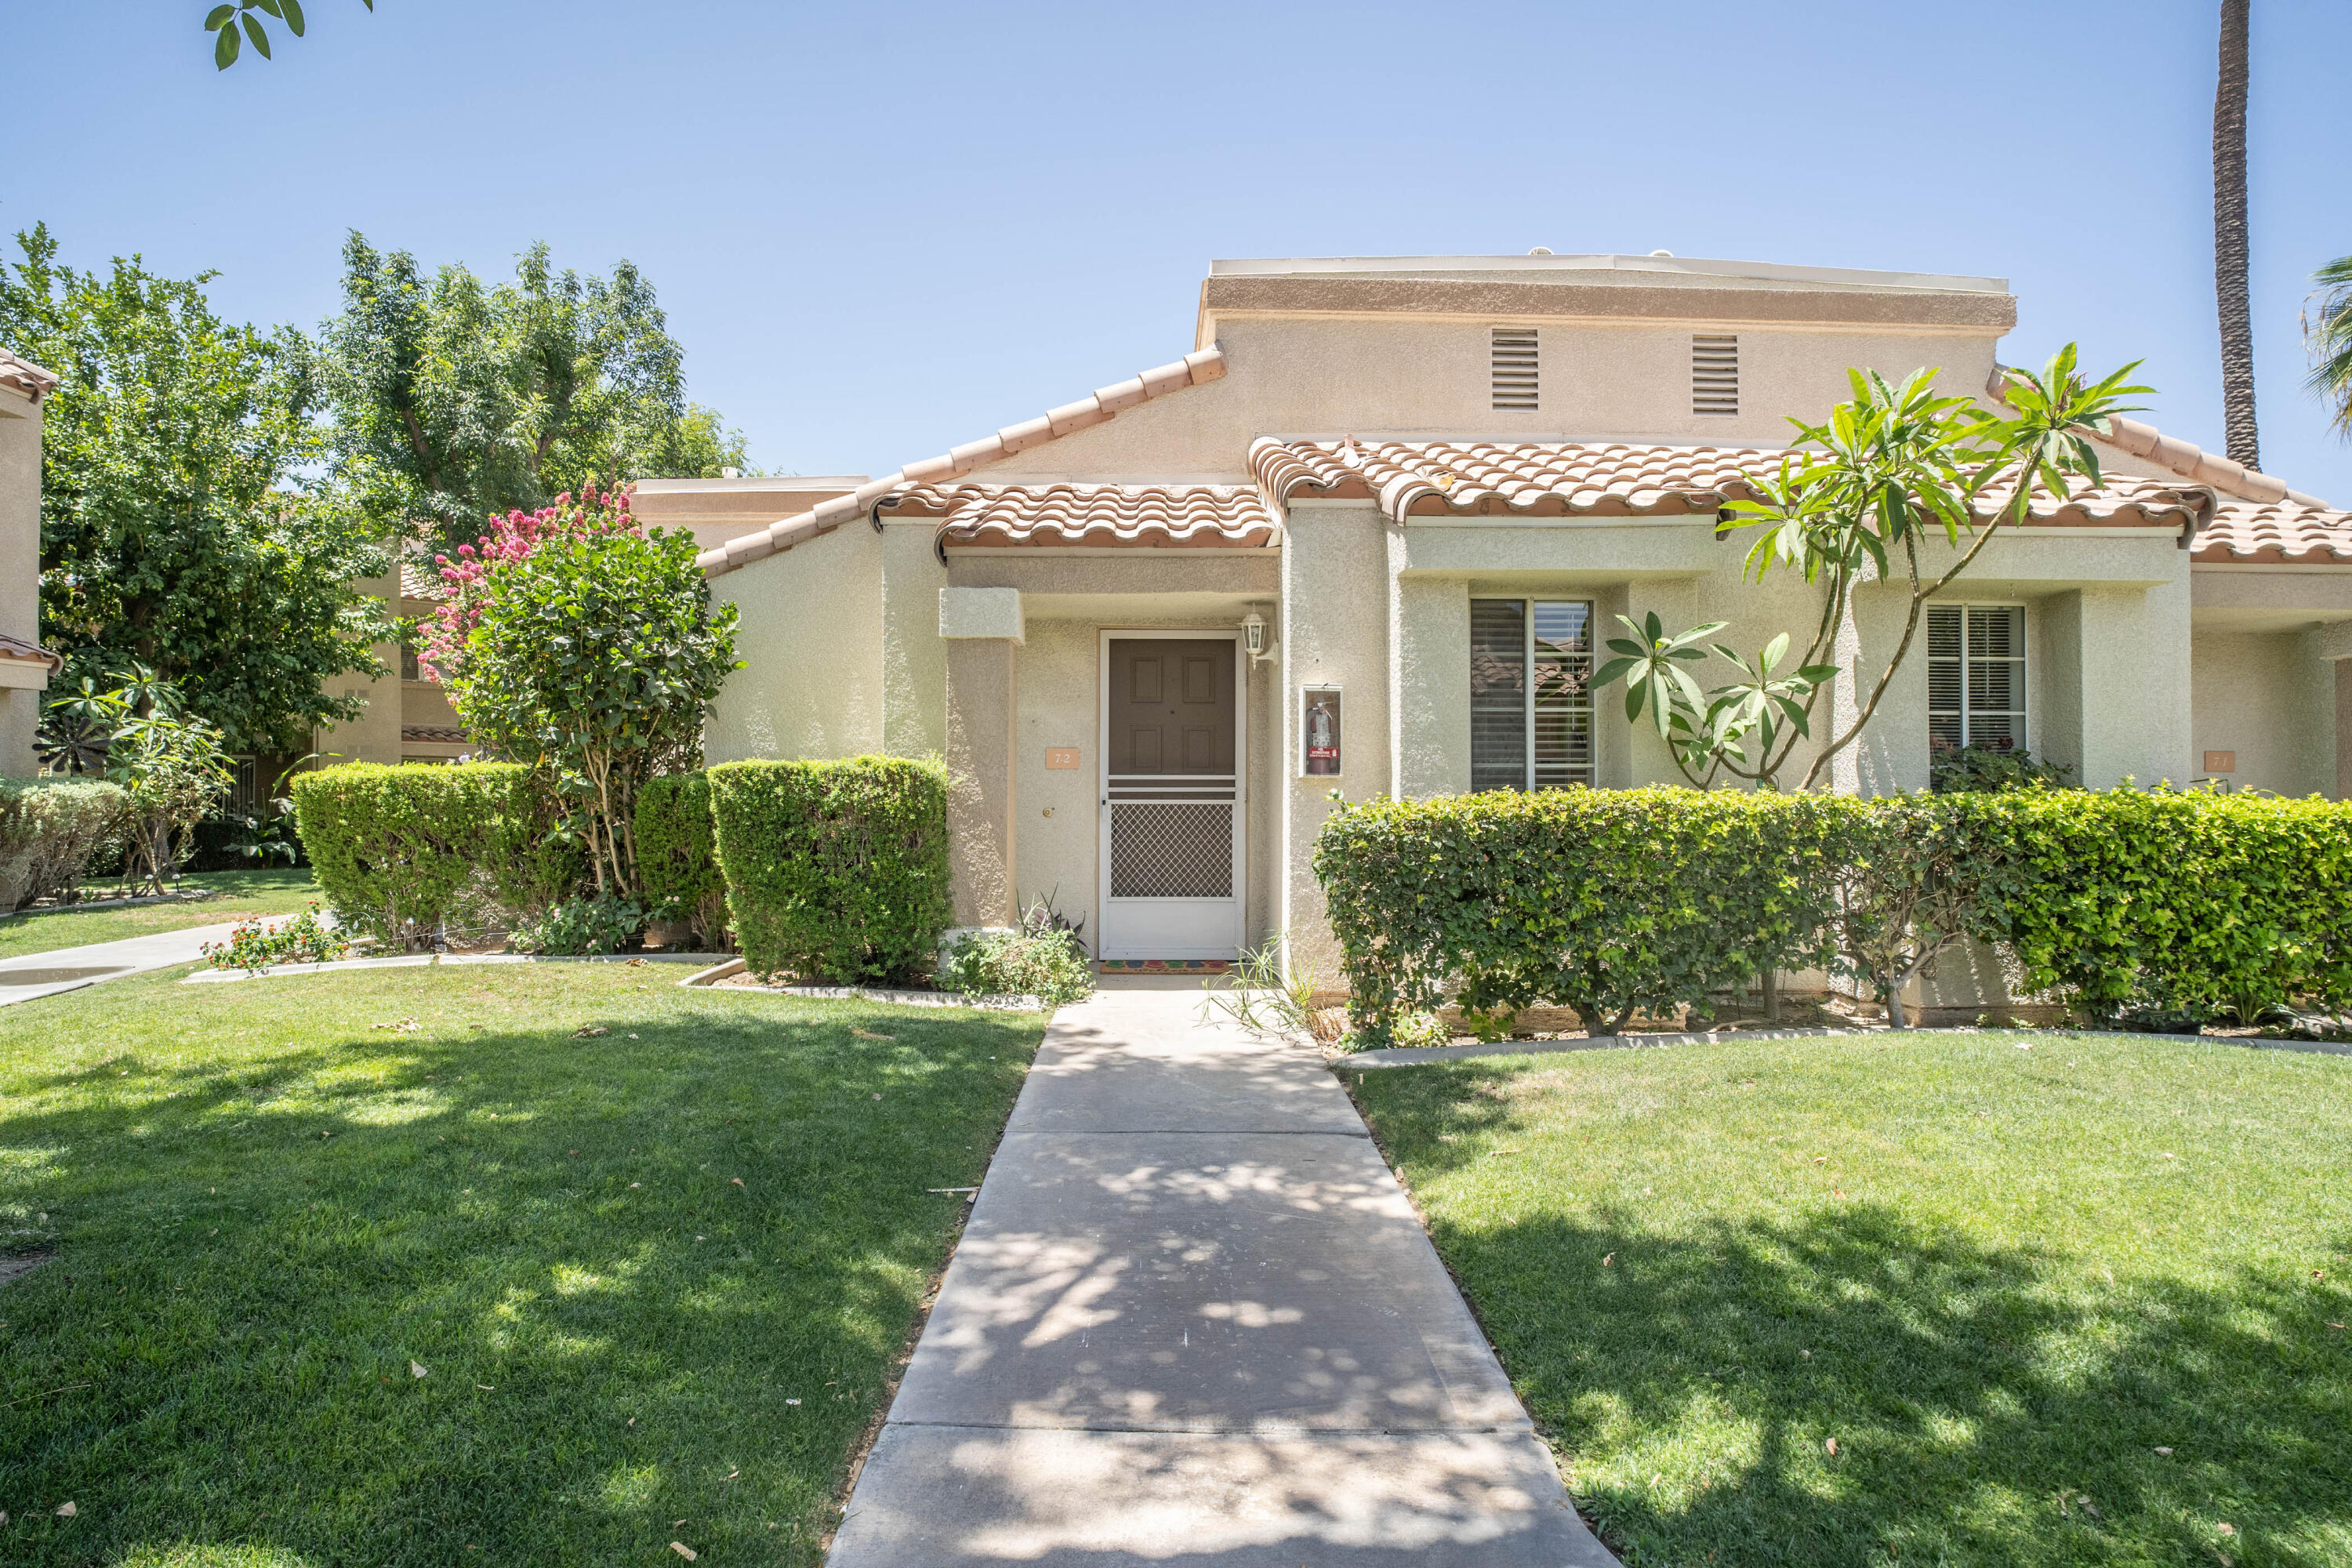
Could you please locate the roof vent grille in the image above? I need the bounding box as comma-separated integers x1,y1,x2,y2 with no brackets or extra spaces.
1491,328,1538,411
1692,334,1738,416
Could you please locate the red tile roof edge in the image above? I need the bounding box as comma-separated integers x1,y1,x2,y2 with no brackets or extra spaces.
0,632,62,673
0,347,60,403
1985,364,2329,510
697,346,1228,579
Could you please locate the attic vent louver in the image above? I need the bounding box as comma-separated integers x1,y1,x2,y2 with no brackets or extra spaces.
1692,334,1738,416
1491,328,1538,411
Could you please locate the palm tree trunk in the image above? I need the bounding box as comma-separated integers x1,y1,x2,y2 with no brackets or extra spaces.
2214,0,2259,470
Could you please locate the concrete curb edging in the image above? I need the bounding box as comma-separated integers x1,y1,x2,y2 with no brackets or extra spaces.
184,952,731,984
675,956,1045,1011
1341,1023,2352,1069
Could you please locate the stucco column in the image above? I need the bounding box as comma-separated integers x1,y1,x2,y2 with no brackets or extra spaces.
0,387,48,776
2322,621,2352,801
941,588,1022,930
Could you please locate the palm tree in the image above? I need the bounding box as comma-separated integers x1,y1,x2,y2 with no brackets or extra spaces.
2213,0,2259,469
2305,256,2352,437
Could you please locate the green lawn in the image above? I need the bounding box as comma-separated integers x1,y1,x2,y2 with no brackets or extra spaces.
1349,1031,2352,1568
0,963,1044,1565
0,869,326,962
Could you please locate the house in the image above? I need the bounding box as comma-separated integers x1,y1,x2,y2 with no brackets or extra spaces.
687,256,2352,977
0,347,64,773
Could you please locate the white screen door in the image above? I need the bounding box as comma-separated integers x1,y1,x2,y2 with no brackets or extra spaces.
1097,632,1245,960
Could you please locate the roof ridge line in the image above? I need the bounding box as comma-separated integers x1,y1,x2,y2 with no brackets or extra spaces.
699,346,1227,579
1985,363,2330,510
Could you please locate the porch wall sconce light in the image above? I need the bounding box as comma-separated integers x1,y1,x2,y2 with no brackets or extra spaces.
1242,608,1276,665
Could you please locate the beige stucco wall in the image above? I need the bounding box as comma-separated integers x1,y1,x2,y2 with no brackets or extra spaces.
313,568,402,766
983,313,2005,486
705,521,890,764
2191,629,2338,798
0,384,46,774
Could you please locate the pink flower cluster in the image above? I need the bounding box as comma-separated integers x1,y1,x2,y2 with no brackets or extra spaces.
415,489,641,684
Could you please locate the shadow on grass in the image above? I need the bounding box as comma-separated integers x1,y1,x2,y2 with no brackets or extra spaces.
0,996,1040,1566
1361,1069,2352,1567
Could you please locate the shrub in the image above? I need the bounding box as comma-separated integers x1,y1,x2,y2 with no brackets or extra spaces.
1959,787,2352,1024
290,762,583,949
1930,742,2077,793
939,900,1094,1005
634,771,727,949
1313,787,1857,1046
512,894,646,956
1315,784,2352,1040
437,494,740,901
707,756,951,985
0,779,129,910
201,905,349,972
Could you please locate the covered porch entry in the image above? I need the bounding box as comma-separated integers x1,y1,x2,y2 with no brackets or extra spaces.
913,485,1281,965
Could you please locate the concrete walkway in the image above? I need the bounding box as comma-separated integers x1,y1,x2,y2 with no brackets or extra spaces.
0,920,256,1006
829,983,1618,1567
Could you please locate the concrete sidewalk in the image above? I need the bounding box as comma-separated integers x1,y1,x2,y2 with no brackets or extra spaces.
0,920,260,1006
828,984,1618,1566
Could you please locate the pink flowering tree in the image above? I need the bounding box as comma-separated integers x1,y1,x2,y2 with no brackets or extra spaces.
416,488,643,684
419,487,741,905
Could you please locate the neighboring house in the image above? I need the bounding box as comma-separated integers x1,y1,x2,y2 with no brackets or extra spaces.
648,256,2352,975
0,347,64,774
311,561,472,766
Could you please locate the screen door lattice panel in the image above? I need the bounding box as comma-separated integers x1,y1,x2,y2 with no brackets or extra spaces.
1109,802,1234,900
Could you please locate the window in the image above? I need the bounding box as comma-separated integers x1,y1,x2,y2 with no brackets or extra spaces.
1692,334,1737,416
1490,328,1538,411
1470,598,1595,790
1928,604,2025,753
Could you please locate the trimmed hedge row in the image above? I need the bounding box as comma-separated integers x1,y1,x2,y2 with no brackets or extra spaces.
634,771,727,949
0,779,131,910
1315,786,2352,1042
291,763,582,949
708,756,951,985
1314,788,1860,1040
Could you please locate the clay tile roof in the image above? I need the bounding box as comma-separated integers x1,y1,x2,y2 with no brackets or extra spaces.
2191,496,2352,564
0,347,60,403
1985,364,2331,510
0,633,61,673
699,346,1229,579
1251,437,1774,518
398,561,453,601
1250,437,2262,534
897,482,1276,550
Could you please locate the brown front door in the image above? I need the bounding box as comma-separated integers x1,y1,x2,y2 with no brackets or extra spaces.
1108,640,1236,778
1099,636,1243,960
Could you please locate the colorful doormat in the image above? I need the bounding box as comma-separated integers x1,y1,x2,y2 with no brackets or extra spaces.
1097,959,1232,975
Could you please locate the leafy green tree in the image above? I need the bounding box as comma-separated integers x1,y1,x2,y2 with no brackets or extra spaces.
203,0,372,71
322,234,745,549
1597,348,2150,790
444,508,740,901
1,224,392,756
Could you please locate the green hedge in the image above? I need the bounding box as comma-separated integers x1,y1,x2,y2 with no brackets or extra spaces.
634,771,728,949
1960,788,2352,1020
1316,785,2352,1041
707,757,951,985
1313,787,1860,1044
291,763,582,949
0,779,130,910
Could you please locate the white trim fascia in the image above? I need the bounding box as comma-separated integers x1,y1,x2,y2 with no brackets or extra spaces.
2190,561,2352,574
1204,307,2000,339
1406,516,1720,530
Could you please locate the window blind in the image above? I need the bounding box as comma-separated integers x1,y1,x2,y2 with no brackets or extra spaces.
1471,598,1595,790
1928,604,2026,752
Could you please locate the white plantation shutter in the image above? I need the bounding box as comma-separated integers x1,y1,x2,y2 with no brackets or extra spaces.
1471,598,1595,790
1928,604,2026,751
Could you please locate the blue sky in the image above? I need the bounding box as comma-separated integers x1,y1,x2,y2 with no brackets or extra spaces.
13,1,2352,498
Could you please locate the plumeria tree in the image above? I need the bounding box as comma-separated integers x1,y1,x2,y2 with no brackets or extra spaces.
1597,347,2151,790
